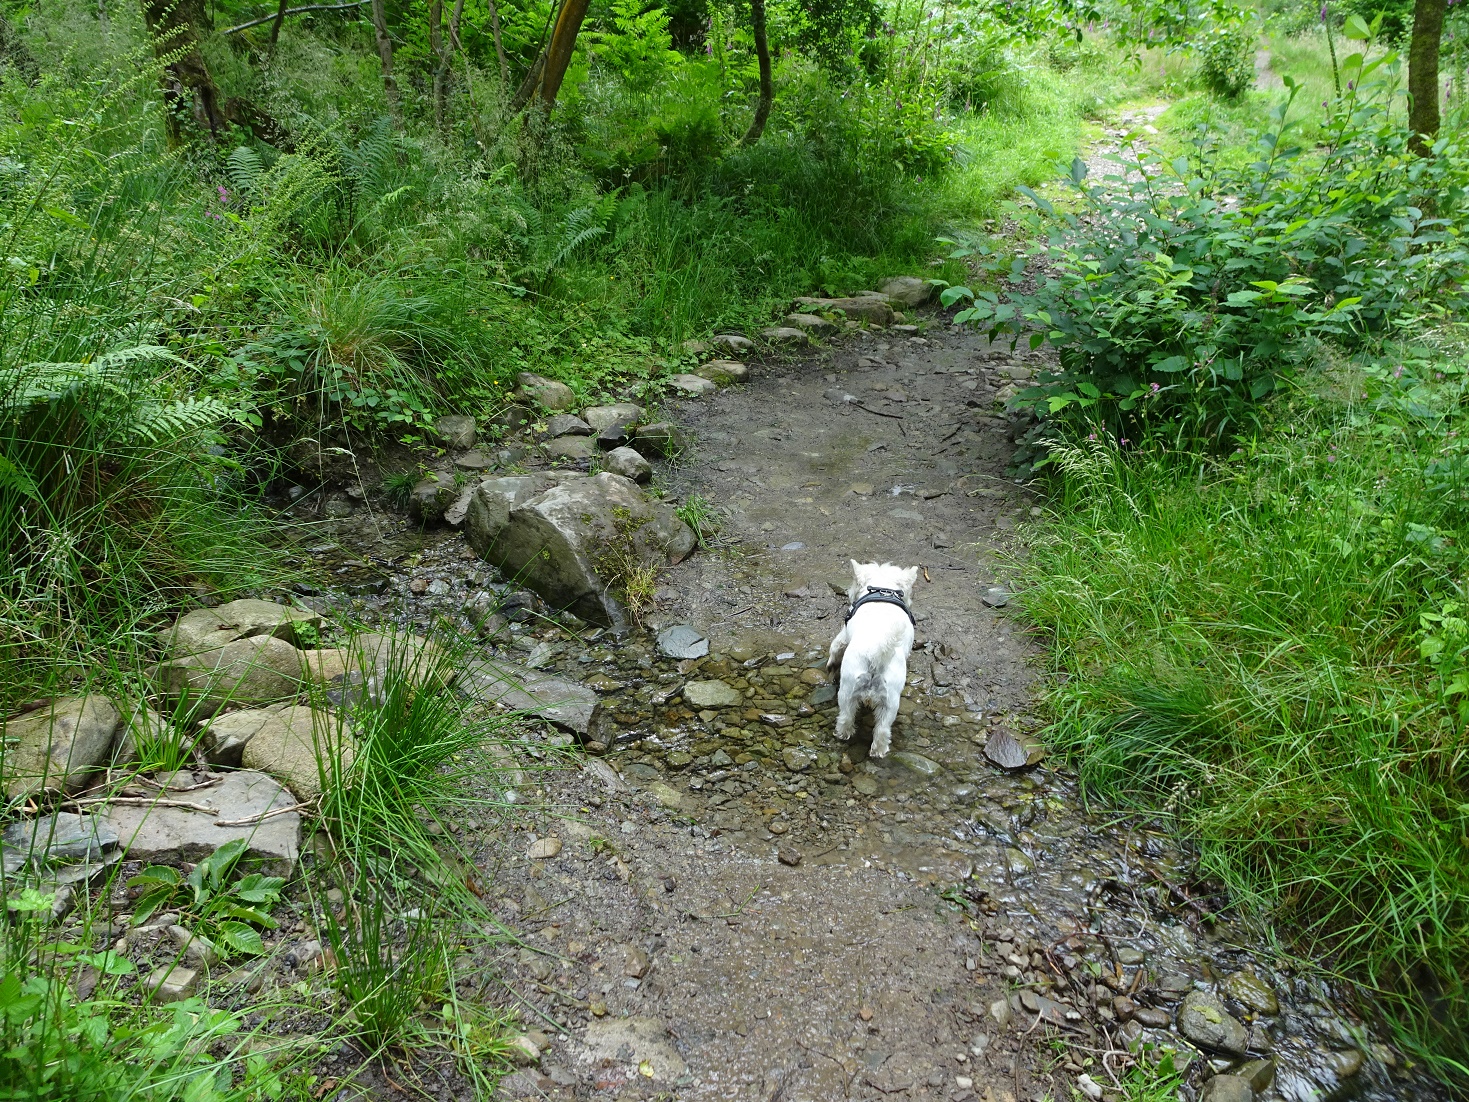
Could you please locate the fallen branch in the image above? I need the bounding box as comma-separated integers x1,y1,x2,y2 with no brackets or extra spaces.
66,797,220,814
225,0,366,35
215,801,312,827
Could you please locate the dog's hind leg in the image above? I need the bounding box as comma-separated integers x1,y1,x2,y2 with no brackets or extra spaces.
869,694,899,758
826,626,850,678
834,676,859,742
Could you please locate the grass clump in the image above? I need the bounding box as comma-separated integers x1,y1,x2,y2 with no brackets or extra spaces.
1016,347,1469,1080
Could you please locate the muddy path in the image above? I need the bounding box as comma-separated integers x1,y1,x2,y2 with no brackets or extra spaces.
296,311,1439,1102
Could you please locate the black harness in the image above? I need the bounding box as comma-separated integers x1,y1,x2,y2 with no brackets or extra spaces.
845,585,915,626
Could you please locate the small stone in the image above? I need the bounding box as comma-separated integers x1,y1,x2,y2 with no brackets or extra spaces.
1178,991,1249,1056
167,926,221,969
683,680,743,708
507,1034,542,1066
768,821,789,835
596,421,631,449
657,625,709,660
879,277,933,307
582,403,645,431
762,326,809,344
1222,970,1280,1016
1329,1048,1365,1078
668,373,718,397
434,414,477,449
1134,1007,1172,1029
890,750,940,777
545,413,593,437
454,450,492,471
516,372,577,411
777,849,801,867
143,964,198,1003
1111,996,1137,1020
544,436,595,461
602,446,652,483
955,1076,974,1091
709,334,753,353
932,531,953,548
1075,1073,1104,1101
589,998,608,1016
984,727,1045,770
409,578,429,594
1199,1076,1253,1102
528,837,562,860
852,775,878,796
989,998,1012,1029
858,1006,874,1021
785,313,837,336
981,586,1010,608
696,360,749,385
631,421,683,457
781,747,815,772
624,945,651,978
1236,1058,1276,1093
1117,947,1146,965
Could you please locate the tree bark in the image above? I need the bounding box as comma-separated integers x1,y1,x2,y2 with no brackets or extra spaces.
431,0,466,129
487,0,509,88
141,0,227,142
268,0,290,48
741,0,772,145
538,0,590,108
1408,0,1446,155
369,0,400,123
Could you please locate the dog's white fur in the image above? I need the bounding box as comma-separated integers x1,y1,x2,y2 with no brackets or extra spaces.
826,560,918,759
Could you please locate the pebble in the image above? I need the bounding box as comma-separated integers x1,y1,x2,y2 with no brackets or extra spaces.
777,849,801,867
528,837,562,860
1134,1007,1172,1028
769,821,789,835
624,946,651,978
1199,1076,1252,1102
981,586,1009,608
1178,991,1249,1056
1075,1073,1104,1101
1222,969,1280,1015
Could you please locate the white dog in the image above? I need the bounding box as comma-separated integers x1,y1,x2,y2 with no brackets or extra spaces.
826,560,918,758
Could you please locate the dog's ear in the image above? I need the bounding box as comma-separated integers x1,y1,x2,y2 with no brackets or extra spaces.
901,566,919,595
850,559,866,583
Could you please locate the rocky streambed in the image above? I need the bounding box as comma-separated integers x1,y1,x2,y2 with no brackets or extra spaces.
274,293,1439,1102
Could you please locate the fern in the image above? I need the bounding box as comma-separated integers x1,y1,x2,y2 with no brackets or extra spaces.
226,146,264,197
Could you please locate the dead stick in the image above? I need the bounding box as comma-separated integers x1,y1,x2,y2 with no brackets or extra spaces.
66,797,220,813
216,801,312,827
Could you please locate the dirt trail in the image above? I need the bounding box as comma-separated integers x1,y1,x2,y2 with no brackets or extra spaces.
457,319,1420,1102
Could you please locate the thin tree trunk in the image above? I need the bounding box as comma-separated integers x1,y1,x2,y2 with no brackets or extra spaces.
1408,0,1447,155
369,0,400,123
429,0,446,129
509,52,545,113
538,0,590,108
741,0,772,145
267,0,290,49
487,0,509,88
141,0,226,142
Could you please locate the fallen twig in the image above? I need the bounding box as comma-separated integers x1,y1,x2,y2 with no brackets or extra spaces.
66,797,220,814
215,801,311,827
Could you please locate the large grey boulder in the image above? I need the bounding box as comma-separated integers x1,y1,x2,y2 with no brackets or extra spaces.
516,372,576,411
464,475,556,561
156,635,304,712
879,277,933,306
602,446,651,483
100,770,301,877
3,813,119,875
460,659,601,737
2,697,121,798
199,707,285,767
159,599,320,659
1178,991,1249,1056
465,472,696,627
240,705,353,800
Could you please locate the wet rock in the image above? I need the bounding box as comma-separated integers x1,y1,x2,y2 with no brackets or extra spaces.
466,472,695,627
1236,1058,1276,1093
240,706,353,800
984,727,1045,770
656,625,709,660
777,849,801,867
1117,947,1146,965
1223,971,1280,1016
683,680,743,708
631,421,684,458
546,413,592,438
785,313,837,336
1134,1007,1172,1029
2,697,121,798
156,636,304,712
434,414,477,449
408,474,460,522
602,446,651,483
1328,1048,1364,1079
762,326,809,345
100,770,301,876
143,964,198,1003
810,684,836,706
544,436,595,461
160,599,321,658
852,775,879,796
782,747,815,772
880,276,934,307
696,360,749,385
891,750,940,777
709,334,753,353
1179,991,1249,1056
516,372,577,411
2,813,118,874
792,295,896,325
581,1016,687,1080
1199,1076,1253,1102
460,660,601,737
1111,996,1137,1021
981,586,1010,609
528,837,562,860
668,373,718,397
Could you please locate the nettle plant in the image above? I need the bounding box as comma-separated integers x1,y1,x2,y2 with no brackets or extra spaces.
939,31,1469,449
128,838,285,957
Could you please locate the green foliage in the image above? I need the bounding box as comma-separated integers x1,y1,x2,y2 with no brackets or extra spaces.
588,0,683,93
127,838,285,956
1018,345,1469,1080
675,492,720,545
945,60,1469,447
1197,13,1257,98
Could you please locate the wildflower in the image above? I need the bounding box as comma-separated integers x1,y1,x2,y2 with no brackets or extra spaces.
1393,365,1404,377
217,185,230,202
1088,433,1096,441
1150,382,1160,393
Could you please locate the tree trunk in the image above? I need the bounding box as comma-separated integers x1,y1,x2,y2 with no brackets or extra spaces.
141,0,226,142
741,0,772,145
1408,0,1446,155
487,0,509,88
369,0,400,123
267,0,290,49
431,0,466,129
538,0,590,108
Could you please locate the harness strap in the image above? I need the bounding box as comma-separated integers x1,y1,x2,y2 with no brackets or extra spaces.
845,585,915,626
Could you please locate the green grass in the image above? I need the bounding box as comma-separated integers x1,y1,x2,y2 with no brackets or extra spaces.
1015,347,1469,1083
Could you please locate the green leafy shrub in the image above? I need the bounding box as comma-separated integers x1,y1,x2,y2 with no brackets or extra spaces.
1197,16,1257,98
127,838,285,957
944,64,1469,445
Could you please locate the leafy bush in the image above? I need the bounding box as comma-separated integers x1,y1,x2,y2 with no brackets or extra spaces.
944,58,1469,445
1197,15,1257,97
127,837,285,957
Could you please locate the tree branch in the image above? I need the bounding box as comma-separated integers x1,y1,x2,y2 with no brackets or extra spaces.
224,0,366,37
